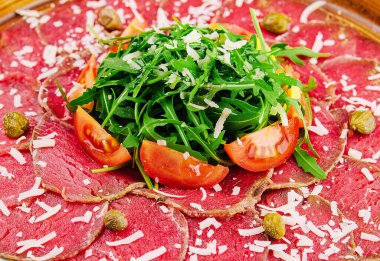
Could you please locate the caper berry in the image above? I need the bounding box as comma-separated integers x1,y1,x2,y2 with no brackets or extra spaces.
262,13,291,34
104,209,128,231
349,110,376,134
263,212,286,239
98,7,123,31
3,111,29,138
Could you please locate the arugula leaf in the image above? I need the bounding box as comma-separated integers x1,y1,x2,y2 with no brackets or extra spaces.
293,144,327,179
273,45,330,66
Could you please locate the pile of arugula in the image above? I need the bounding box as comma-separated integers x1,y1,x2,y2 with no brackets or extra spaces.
70,9,328,188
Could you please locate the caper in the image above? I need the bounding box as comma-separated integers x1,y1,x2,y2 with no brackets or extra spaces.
263,212,286,239
98,7,123,31
104,209,128,231
3,111,29,138
349,110,376,134
262,13,291,34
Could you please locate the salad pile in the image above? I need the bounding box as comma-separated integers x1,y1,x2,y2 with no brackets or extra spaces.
63,9,328,189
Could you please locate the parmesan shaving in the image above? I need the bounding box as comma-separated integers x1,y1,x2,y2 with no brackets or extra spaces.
9,148,26,165
18,177,45,202
71,210,92,223
238,227,264,236
361,168,374,181
16,231,57,254
27,246,64,261
214,108,232,138
300,1,326,23
106,230,144,246
152,189,186,198
131,246,167,261
0,200,11,216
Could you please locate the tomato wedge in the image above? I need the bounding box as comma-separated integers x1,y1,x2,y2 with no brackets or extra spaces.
209,23,253,40
68,55,98,110
110,16,148,53
286,86,311,128
224,118,299,172
140,140,229,188
74,106,132,166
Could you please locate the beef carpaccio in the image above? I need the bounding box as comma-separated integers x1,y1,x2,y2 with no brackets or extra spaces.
0,0,379,260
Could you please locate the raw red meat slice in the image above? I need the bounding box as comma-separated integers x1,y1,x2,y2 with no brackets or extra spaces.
276,22,357,60
133,167,272,218
269,102,347,189
186,213,269,260
257,189,355,260
0,74,43,155
0,192,108,260
32,113,144,202
0,152,37,207
319,157,380,259
69,196,188,261
0,21,45,79
320,56,380,114
354,34,380,61
215,0,327,41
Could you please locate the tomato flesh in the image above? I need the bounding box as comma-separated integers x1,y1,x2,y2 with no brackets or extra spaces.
68,55,98,110
224,118,299,172
140,140,229,188
110,16,148,53
74,106,132,166
286,86,311,128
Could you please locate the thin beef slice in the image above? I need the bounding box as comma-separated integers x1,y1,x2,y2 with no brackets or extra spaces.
257,189,355,260
69,196,188,261
186,213,269,260
319,157,380,259
0,192,108,260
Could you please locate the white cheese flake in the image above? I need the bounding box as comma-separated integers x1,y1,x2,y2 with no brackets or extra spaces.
27,246,64,261
213,184,222,192
347,148,363,159
300,1,326,23
32,139,56,149
361,168,374,181
106,230,144,246
231,186,241,196
33,201,61,223
156,140,167,146
18,177,45,201
16,231,57,254
238,227,265,236
200,187,207,201
214,108,232,138
71,210,92,223
0,200,11,216
0,166,15,180
131,246,167,261
190,203,204,211
199,217,221,230
330,201,338,216
308,118,329,136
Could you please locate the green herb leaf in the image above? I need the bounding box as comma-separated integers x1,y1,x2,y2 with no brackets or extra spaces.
293,144,326,179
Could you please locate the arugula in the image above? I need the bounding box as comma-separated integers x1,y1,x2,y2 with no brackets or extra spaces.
293,144,327,179
71,8,327,185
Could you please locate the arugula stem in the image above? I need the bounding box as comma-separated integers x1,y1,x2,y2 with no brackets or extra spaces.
91,163,129,173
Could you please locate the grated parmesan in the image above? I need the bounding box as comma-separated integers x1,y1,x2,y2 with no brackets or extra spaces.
300,1,326,23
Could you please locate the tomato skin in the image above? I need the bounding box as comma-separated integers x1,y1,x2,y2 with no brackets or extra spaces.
140,140,229,189
68,55,98,110
209,23,253,39
224,118,299,172
110,16,149,53
74,106,132,166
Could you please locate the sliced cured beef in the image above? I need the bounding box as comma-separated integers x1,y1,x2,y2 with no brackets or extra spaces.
355,34,380,61
276,22,357,61
0,152,38,207
269,102,347,189
0,74,43,155
215,0,327,41
320,56,380,115
133,167,272,218
318,157,380,259
39,57,82,122
107,0,160,25
257,189,355,260
186,213,269,260
69,196,188,261
0,21,45,79
0,192,108,260
32,113,144,203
